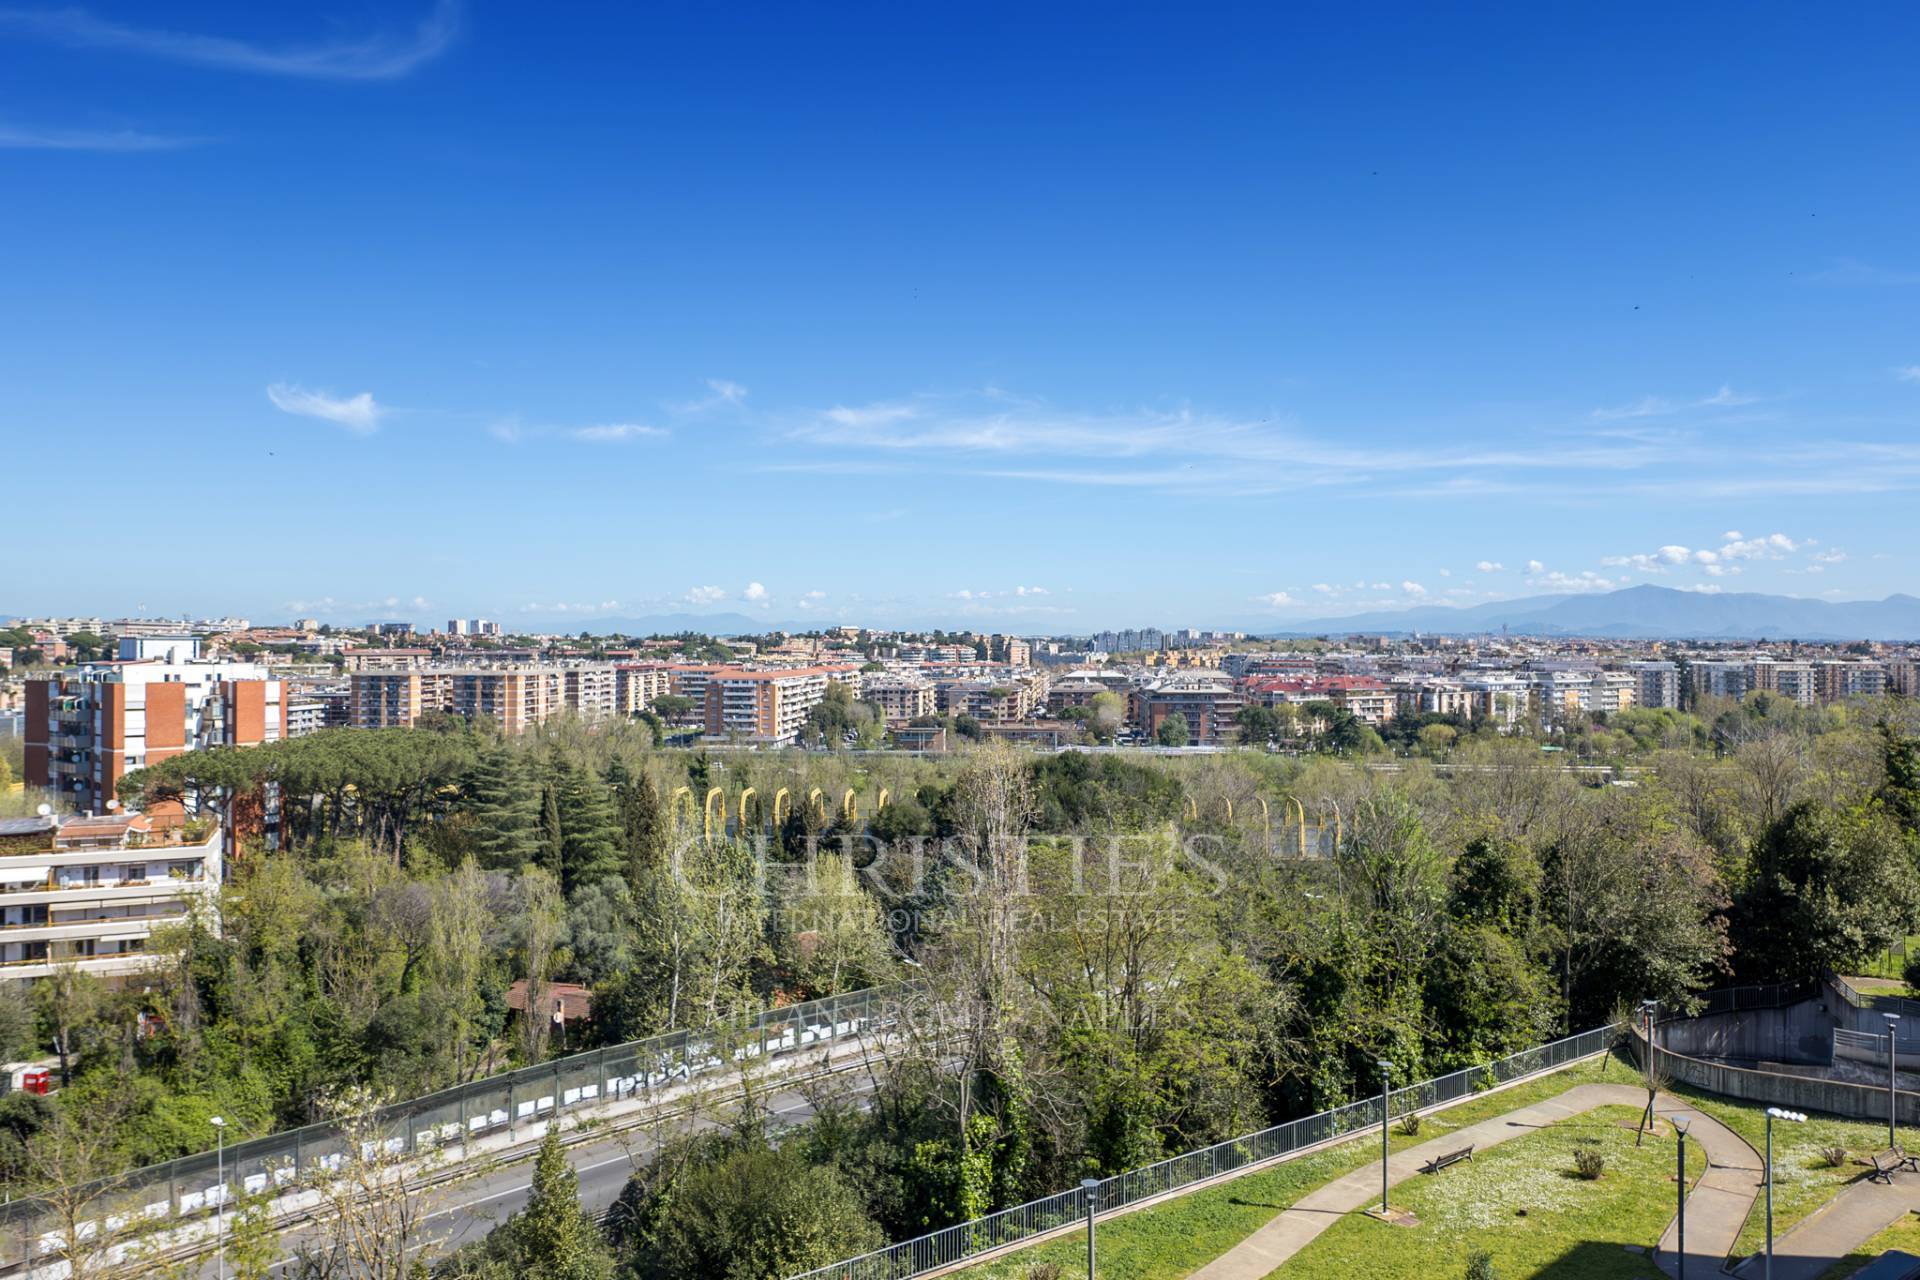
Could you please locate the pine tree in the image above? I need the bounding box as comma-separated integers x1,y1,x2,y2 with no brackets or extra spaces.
464,744,540,870
556,760,623,895
505,1131,612,1280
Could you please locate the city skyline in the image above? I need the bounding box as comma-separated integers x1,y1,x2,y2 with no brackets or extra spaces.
5,3,1920,625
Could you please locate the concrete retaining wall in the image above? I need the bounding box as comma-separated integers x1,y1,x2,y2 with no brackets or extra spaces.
1657,997,1838,1066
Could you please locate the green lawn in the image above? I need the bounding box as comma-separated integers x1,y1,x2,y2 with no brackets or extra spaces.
1849,936,1920,984
954,1054,1636,1280
1272,1105,1703,1280
1658,1085,1889,1259
1818,1210,1920,1278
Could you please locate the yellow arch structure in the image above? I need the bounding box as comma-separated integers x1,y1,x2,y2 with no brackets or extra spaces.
842,788,858,823
807,788,827,824
877,788,891,812
738,787,758,829
1328,798,1342,852
773,787,791,826
1286,796,1307,857
1257,796,1270,844
1222,796,1234,823
670,785,696,831
704,787,725,843
1184,795,1197,822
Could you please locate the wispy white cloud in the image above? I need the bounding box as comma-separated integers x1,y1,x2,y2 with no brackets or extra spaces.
1475,560,1505,573
0,120,201,151
267,382,384,434
1258,591,1298,607
742,582,768,603
569,423,666,443
1526,568,1618,594
1897,366,1920,383
1591,385,1758,421
1803,258,1920,287
683,586,726,605
0,1,459,80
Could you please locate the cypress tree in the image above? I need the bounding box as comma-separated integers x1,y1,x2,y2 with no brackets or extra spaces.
464,743,540,870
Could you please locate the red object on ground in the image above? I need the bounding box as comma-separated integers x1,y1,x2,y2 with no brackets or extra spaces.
19,1068,50,1095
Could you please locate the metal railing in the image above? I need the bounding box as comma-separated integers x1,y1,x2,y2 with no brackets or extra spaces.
1829,973,1920,1021
787,1021,1620,1280
1682,979,1819,1018
0,982,906,1271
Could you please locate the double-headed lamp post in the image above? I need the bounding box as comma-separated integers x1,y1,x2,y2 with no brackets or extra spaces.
1672,1115,1691,1279
1887,1012,1903,1152
1378,1059,1393,1216
1081,1177,1099,1279
210,1114,227,1280
1764,1107,1806,1280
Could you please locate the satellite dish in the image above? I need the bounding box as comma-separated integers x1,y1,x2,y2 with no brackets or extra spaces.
36,804,52,817
106,799,120,811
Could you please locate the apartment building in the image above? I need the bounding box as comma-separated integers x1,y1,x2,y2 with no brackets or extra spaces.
1242,675,1395,726
0,808,221,981
24,640,285,813
1626,661,1680,710
1690,660,1752,702
1136,671,1242,745
349,670,454,728
702,667,833,744
1816,660,1889,704
614,663,674,715
863,672,936,720
1742,659,1813,707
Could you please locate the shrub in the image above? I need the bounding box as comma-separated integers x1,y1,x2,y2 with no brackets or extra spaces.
1024,1266,1064,1280
1466,1250,1498,1280
1573,1147,1605,1180
1397,1111,1423,1137
1820,1145,1850,1168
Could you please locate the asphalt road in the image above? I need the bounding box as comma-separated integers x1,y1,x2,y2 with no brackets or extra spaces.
182,1068,882,1277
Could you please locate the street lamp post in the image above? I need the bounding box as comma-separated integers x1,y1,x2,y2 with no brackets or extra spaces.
210,1114,227,1280
1081,1177,1099,1279
1887,1012,1903,1153
1673,1115,1690,1280
1641,999,1659,1134
1378,1059,1393,1216
1765,1107,1806,1280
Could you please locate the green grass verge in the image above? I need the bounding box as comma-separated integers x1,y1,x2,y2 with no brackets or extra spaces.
1658,1083,1888,1260
1849,935,1920,983
1817,1210,1920,1279
952,1054,1633,1280
1272,1105,1704,1280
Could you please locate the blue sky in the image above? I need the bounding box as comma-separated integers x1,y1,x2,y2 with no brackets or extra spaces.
4,2,1918,632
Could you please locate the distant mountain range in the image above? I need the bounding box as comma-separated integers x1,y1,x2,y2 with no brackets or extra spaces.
1261,585,1920,641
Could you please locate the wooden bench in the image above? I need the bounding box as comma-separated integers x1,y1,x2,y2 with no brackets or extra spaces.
1869,1149,1913,1184
1420,1145,1474,1174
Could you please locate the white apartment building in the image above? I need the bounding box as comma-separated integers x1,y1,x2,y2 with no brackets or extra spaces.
0,810,221,981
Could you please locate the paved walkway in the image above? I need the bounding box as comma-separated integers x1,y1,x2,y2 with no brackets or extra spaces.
1186,1084,1762,1280
1732,1170,1920,1280
1650,1095,1763,1278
